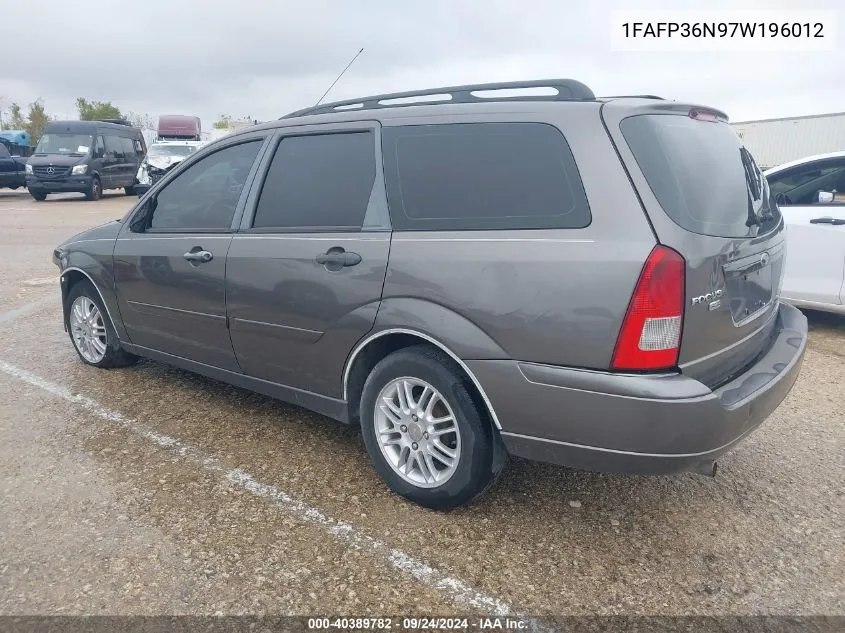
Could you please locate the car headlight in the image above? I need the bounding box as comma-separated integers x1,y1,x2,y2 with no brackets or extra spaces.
25,164,33,174
71,164,88,175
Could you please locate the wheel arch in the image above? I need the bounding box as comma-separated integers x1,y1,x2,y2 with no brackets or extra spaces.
343,328,503,430
60,267,121,339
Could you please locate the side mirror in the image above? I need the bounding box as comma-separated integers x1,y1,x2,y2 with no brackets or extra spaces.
817,191,844,204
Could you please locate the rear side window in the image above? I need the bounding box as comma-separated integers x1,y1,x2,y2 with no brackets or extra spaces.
621,114,780,238
382,123,591,231
252,132,376,230
0,144,10,159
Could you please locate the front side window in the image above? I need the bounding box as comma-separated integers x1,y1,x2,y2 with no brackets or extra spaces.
767,159,845,206
252,132,376,230
147,140,262,231
381,122,591,231
35,133,93,155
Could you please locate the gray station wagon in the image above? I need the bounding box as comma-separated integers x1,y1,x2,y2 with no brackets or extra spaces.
53,79,808,509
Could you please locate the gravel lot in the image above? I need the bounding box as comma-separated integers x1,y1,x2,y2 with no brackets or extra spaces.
0,189,842,620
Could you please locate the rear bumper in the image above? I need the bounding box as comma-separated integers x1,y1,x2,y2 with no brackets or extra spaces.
26,175,92,193
468,302,808,474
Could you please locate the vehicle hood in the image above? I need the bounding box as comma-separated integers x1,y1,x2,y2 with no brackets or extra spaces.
59,220,122,249
27,154,87,168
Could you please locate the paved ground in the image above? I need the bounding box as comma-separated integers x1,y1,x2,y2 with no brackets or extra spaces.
0,189,843,619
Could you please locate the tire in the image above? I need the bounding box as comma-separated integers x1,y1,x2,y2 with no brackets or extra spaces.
30,191,47,201
360,345,506,510
64,279,138,369
85,177,102,201
124,185,135,196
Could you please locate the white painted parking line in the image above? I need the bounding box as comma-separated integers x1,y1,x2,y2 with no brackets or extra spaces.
0,359,520,620
0,294,59,324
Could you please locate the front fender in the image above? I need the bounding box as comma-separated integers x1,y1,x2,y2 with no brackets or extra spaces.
60,249,126,342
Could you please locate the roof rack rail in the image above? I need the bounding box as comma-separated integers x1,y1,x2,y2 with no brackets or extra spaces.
281,78,596,119
600,95,665,100
97,118,131,126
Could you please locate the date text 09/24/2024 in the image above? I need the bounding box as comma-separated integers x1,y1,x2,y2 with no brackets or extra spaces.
307,617,529,630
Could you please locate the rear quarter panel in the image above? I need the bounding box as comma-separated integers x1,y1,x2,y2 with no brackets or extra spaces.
380,104,657,368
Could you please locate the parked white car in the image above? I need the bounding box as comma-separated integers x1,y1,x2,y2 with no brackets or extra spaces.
765,151,845,315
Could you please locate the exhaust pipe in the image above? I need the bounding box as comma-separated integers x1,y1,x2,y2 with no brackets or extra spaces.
694,460,718,477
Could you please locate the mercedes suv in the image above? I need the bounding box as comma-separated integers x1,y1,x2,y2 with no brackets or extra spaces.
52,79,808,509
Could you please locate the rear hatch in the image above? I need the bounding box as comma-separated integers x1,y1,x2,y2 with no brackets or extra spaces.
602,100,784,387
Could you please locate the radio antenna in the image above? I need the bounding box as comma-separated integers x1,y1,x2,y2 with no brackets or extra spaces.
315,47,364,107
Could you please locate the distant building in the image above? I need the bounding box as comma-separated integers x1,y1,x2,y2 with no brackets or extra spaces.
733,112,845,170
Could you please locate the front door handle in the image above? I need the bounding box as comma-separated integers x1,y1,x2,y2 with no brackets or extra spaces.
316,247,362,271
183,247,213,264
810,217,845,225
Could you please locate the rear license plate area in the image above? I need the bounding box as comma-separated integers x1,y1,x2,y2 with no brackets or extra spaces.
724,253,775,325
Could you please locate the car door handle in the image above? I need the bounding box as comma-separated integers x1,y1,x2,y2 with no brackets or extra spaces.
810,217,845,225
183,248,213,263
316,247,361,270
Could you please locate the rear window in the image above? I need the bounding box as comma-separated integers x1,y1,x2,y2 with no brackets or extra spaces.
621,114,780,238
382,123,591,231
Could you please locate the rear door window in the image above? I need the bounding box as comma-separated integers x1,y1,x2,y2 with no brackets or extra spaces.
252,132,377,231
620,114,780,238
381,123,591,231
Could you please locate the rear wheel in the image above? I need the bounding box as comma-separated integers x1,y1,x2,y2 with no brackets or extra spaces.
360,345,505,510
65,280,138,369
85,177,102,201
30,191,47,201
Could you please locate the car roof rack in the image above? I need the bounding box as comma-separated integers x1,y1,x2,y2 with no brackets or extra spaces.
97,118,132,126
281,78,596,119
600,95,665,100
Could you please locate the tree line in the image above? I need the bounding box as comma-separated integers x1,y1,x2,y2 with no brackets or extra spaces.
0,97,155,145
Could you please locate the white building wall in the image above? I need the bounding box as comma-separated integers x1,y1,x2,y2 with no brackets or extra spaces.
733,113,845,171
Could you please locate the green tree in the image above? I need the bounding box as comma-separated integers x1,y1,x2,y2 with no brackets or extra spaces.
6,103,27,130
212,114,231,129
26,98,51,144
76,97,122,121
0,99,51,144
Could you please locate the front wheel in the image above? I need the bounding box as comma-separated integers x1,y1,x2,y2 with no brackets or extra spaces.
30,191,47,201
360,345,505,510
65,280,138,369
85,177,102,201
124,185,135,196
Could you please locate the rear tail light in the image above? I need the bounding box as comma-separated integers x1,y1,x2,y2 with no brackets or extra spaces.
612,245,685,371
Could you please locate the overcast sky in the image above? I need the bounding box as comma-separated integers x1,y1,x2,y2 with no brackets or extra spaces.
1,0,841,128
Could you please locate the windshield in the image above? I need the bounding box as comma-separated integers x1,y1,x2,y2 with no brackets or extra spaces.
147,144,198,159
35,134,93,155
621,114,780,238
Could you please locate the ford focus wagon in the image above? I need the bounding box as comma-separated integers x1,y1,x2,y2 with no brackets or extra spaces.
53,79,808,509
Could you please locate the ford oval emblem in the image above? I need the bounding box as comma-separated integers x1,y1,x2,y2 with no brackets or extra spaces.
760,252,770,267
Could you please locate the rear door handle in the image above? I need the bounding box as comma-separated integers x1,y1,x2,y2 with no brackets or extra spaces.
183,247,213,264
810,217,845,225
316,247,361,271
